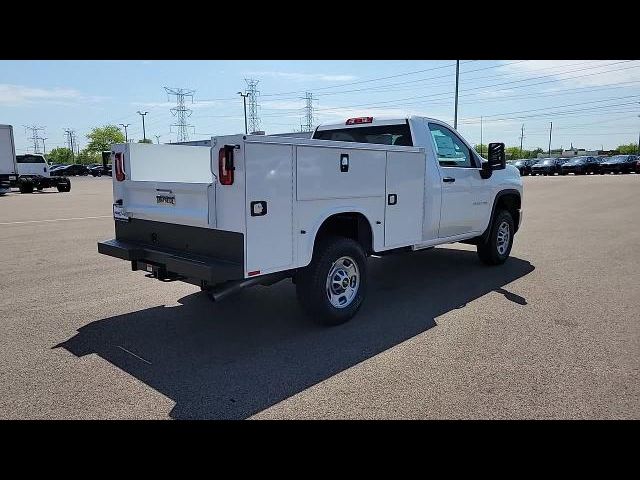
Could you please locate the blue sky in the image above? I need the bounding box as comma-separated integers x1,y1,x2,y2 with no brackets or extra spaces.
1,60,639,154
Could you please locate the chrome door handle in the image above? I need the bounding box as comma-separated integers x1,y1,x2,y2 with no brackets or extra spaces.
443,177,455,183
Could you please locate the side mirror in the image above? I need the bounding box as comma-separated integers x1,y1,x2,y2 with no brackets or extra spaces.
488,142,506,170
480,142,506,179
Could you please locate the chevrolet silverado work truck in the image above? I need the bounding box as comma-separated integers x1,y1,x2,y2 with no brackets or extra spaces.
98,116,523,325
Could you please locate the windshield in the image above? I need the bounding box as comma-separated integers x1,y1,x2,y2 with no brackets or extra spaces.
606,156,630,163
16,154,46,164
567,157,587,164
541,159,555,165
314,124,413,146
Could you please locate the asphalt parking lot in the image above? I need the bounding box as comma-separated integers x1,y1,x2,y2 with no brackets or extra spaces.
0,174,638,419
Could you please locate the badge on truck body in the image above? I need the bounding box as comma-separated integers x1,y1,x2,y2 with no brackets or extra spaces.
156,194,176,205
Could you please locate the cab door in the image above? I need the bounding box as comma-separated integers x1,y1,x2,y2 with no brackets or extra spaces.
426,122,489,238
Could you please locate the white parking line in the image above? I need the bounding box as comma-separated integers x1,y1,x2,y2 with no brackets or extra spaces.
0,215,111,225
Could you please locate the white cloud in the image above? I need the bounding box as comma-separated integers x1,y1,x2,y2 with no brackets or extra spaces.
245,71,357,82
0,84,103,106
497,60,640,87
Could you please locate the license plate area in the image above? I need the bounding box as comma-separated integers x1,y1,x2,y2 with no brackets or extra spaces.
113,204,129,222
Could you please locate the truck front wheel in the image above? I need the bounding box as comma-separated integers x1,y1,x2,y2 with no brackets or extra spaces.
477,210,514,266
296,236,367,326
57,182,71,192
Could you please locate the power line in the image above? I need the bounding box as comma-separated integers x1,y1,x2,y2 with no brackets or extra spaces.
164,86,195,142
310,61,638,114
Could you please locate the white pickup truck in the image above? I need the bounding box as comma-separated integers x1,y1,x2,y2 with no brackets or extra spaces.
98,116,523,325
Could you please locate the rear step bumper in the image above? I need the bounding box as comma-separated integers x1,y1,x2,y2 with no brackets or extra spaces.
98,238,244,285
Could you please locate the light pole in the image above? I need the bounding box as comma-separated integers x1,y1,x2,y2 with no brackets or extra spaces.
637,112,640,155
548,122,553,157
42,137,47,155
137,111,148,142
238,92,250,134
454,60,460,130
480,116,483,158
154,134,161,144
119,123,130,143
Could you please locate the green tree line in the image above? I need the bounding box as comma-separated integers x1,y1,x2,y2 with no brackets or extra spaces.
474,143,638,161
45,125,152,165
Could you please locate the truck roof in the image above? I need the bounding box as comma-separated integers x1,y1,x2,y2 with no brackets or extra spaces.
315,115,453,131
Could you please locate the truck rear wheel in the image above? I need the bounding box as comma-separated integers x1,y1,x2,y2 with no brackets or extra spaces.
19,180,34,194
57,182,71,192
477,210,514,266
296,236,367,326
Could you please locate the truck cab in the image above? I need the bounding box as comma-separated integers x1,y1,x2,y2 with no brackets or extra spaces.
311,116,522,242
16,153,51,177
98,115,523,326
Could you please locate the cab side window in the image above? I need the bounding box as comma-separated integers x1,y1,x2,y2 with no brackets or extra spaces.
427,123,475,168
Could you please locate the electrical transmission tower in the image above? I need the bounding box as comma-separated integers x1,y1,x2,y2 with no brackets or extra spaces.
300,92,316,132
164,87,195,142
24,125,45,153
244,79,261,133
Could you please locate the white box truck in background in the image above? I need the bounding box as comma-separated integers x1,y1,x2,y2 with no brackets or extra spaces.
0,124,71,194
0,125,18,195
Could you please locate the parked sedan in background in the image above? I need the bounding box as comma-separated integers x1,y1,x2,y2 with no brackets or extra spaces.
513,159,538,176
599,155,638,174
531,157,564,176
90,164,112,177
560,156,600,175
51,164,90,176
49,164,69,173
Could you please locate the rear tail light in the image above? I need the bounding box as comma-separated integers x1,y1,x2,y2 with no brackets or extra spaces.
218,146,235,185
346,117,373,125
114,152,125,182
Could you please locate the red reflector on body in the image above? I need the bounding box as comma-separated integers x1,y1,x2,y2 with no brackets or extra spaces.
115,152,125,182
218,146,235,185
248,270,260,276
346,117,373,125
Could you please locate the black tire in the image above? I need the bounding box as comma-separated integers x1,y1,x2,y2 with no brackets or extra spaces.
57,182,71,193
296,236,367,326
19,181,34,194
477,210,514,266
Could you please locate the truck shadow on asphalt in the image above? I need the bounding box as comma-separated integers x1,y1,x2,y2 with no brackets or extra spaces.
55,247,534,419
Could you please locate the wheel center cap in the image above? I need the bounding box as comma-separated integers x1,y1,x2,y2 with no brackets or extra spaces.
342,278,349,288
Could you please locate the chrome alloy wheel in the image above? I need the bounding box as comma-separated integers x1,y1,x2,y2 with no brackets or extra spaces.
326,256,360,308
496,221,511,256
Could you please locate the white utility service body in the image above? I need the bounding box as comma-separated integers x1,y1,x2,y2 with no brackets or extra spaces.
99,116,523,325
0,124,18,195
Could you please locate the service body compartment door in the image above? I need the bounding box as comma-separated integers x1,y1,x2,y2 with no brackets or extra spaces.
245,142,294,274
384,151,425,247
296,146,385,200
